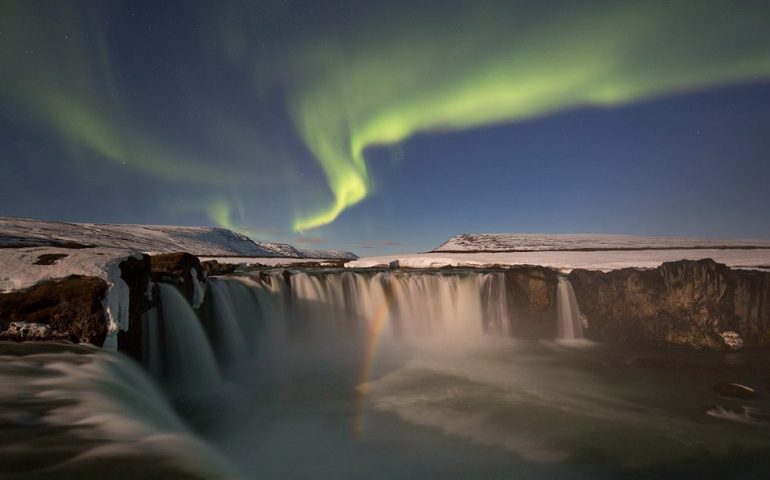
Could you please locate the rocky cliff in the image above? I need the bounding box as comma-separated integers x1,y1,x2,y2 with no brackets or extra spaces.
569,259,770,350
2,253,769,352
503,267,558,338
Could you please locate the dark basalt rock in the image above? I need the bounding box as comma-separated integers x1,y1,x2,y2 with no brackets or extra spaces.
33,253,69,265
504,266,558,338
0,251,201,351
0,275,109,344
712,382,756,399
150,252,204,305
116,254,153,356
201,259,237,276
568,259,770,350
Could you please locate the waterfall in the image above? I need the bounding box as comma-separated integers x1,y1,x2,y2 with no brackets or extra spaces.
141,307,162,380
158,283,221,391
237,270,512,342
0,345,239,478
209,278,252,367
140,271,590,389
556,276,584,340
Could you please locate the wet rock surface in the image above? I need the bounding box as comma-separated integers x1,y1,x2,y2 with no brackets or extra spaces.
116,254,153,355
201,259,237,276
150,252,205,305
713,382,756,399
569,259,770,349
504,266,558,338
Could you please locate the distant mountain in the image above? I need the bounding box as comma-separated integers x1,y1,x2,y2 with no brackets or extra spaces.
258,242,304,258
433,233,770,253
0,217,358,259
296,248,360,260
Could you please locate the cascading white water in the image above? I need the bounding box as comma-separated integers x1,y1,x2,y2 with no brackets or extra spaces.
556,276,584,340
0,345,239,478
141,307,162,380
209,278,253,367
158,283,221,391
232,270,512,343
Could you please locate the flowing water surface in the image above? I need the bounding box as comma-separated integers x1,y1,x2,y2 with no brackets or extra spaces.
1,269,769,479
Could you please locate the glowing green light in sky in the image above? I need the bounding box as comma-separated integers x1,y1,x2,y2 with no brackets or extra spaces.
3,1,770,233
285,1,770,231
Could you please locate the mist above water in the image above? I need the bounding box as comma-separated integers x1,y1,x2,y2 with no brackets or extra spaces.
181,270,770,479
2,270,769,480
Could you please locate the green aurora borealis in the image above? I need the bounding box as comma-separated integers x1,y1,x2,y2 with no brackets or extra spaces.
275,1,770,230
2,0,770,243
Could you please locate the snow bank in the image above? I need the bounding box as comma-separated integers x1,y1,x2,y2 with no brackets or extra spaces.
0,247,139,349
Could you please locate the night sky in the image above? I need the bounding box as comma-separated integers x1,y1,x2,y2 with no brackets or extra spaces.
2,0,769,254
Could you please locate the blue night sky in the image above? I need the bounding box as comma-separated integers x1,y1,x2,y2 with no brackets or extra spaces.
1,1,769,255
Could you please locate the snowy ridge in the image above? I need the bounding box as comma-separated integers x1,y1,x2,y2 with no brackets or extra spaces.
297,248,359,260
434,233,770,252
259,242,304,258
0,217,357,259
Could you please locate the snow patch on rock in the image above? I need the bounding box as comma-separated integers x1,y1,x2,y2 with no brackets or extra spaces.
720,331,744,350
0,247,138,349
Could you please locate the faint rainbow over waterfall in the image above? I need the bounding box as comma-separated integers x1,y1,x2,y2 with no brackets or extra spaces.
352,299,390,437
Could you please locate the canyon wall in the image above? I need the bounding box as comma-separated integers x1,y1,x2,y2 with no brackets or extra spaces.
569,259,770,349
2,255,769,351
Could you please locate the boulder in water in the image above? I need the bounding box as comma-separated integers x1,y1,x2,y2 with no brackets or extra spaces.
712,382,756,399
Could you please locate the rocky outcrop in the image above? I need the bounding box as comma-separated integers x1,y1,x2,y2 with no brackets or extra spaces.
713,382,756,399
569,259,770,350
504,267,558,338
116,254,152,355
0,275,109,344
0,251,211,352
201,259,237,277
150,253,205,306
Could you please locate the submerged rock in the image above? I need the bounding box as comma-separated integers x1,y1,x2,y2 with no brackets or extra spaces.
713,382,756,399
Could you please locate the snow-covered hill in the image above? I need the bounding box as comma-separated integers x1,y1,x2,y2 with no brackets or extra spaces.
0,217,357,259
259,242,304,258
433,233,770,252
297,248,359,260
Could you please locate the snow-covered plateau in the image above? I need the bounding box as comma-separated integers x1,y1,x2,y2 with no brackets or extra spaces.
0,216,357,259
434,233,770,252
348,233,770,271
